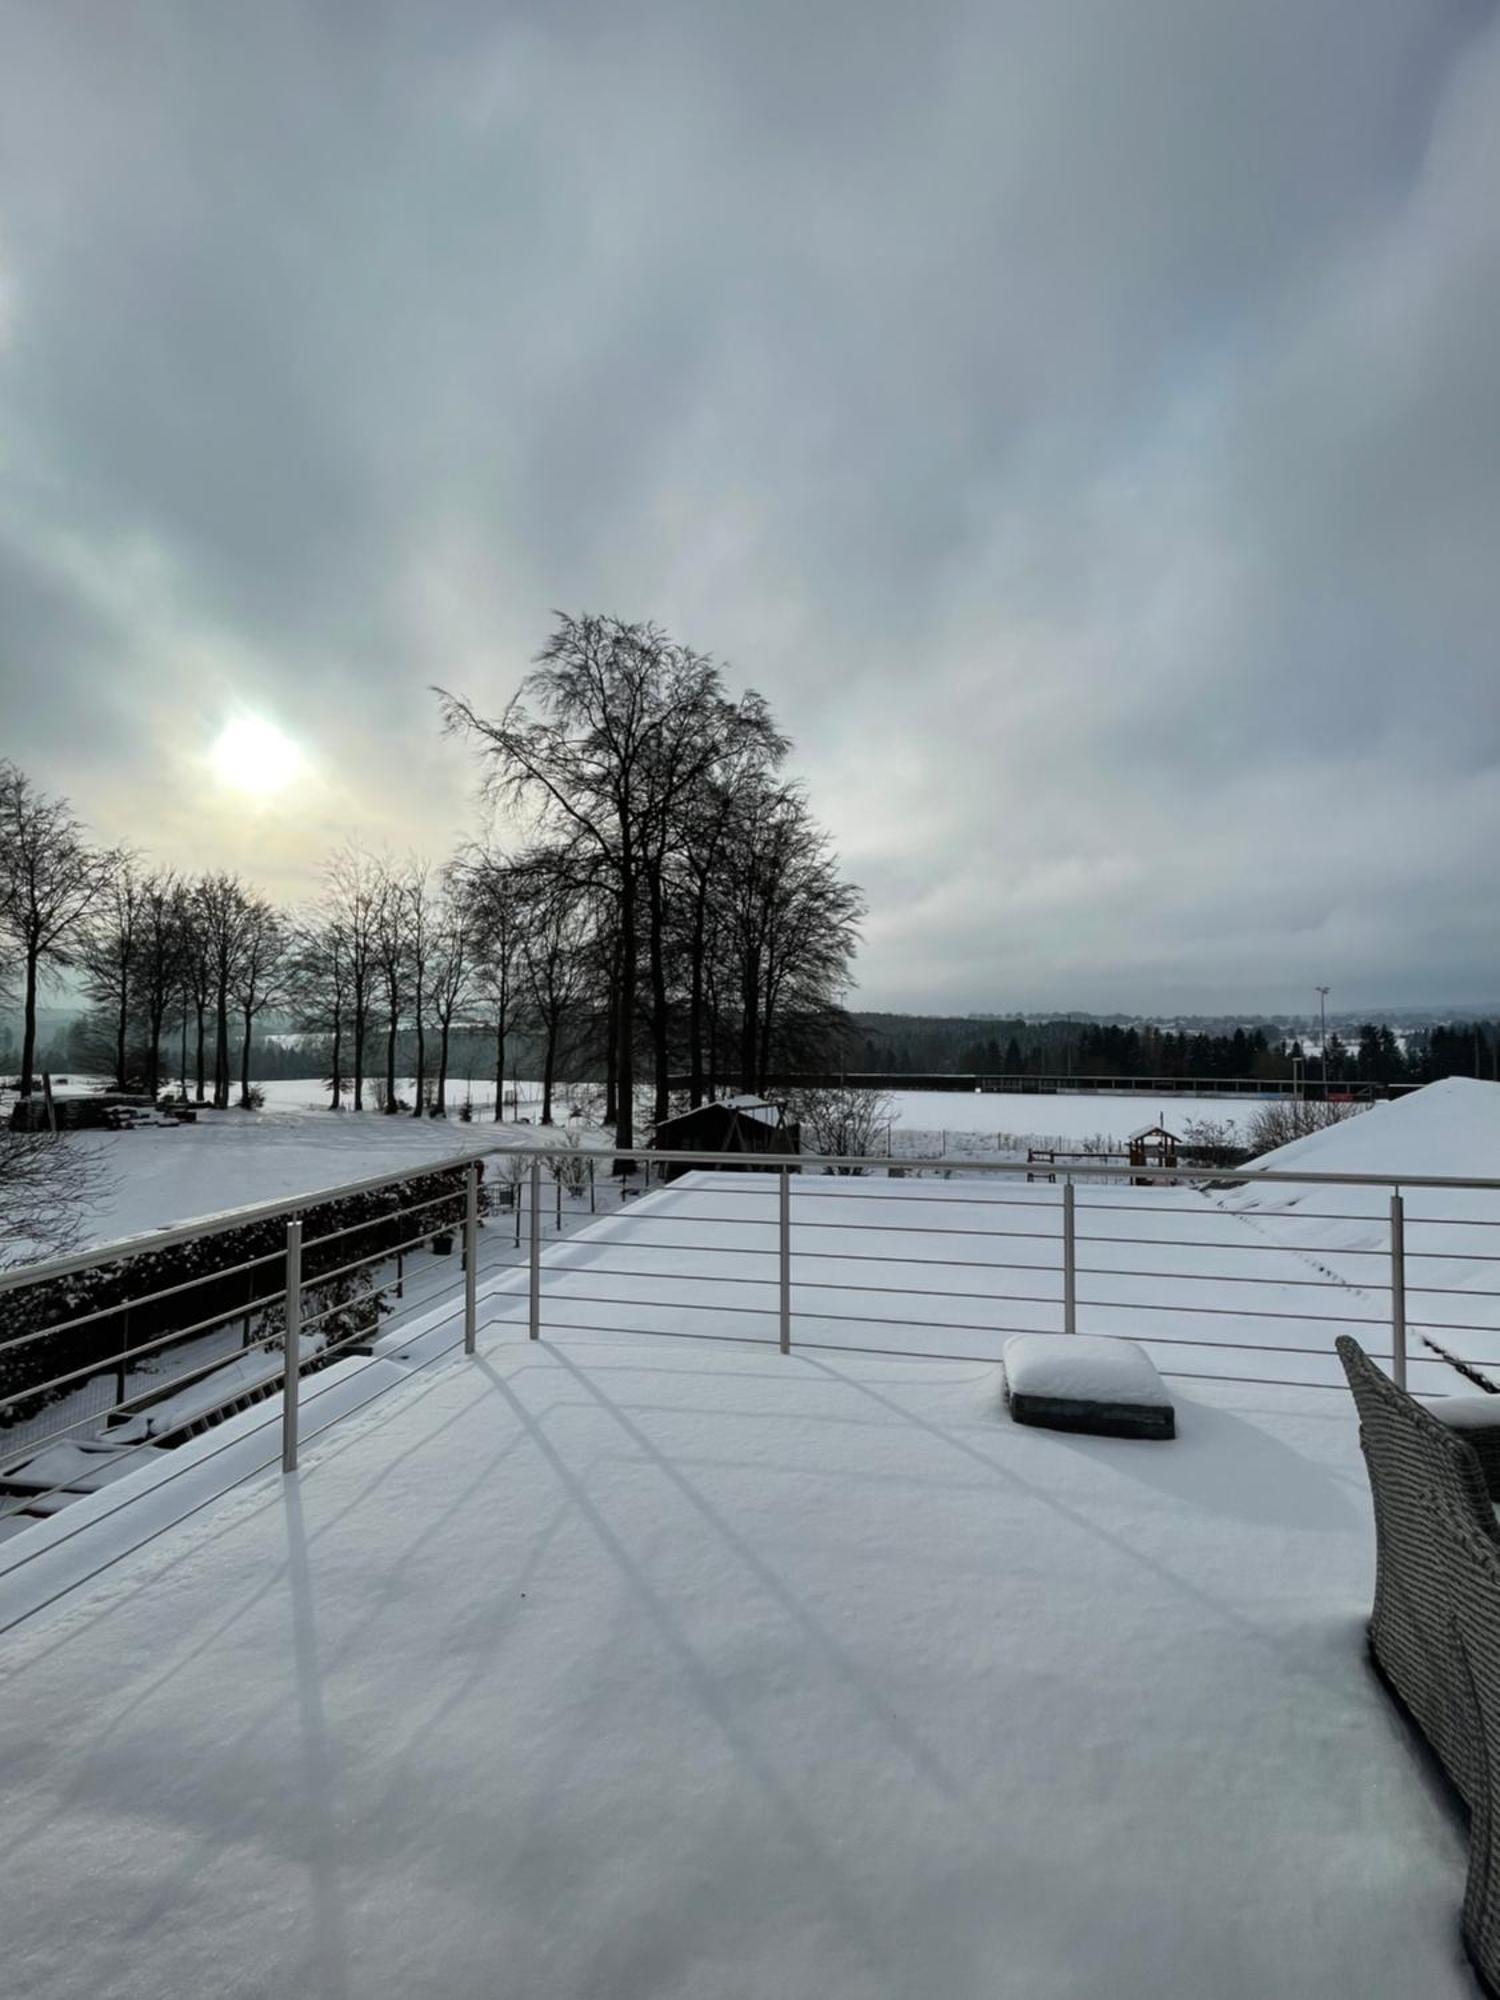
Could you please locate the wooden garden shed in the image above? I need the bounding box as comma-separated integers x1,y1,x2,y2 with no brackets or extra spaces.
651,1097,800,1182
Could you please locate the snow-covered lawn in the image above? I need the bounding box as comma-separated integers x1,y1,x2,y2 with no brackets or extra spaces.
42,1081,1281,1255
879,1086,1271,1145
0,1318,1473,1998
63,1099,595,1249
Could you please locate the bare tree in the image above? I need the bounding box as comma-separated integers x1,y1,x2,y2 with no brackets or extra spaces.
289,909,353,1109
231,897,285,1107
134,871,184,1095
428,884,473,1117
516,850,592,1126
178,880,215,1103
82,854,144,1090
192,873,254,1108
403,863,435,1117
721,780,863,1093
0,763,116,1096
460,846,526,1121
372,863,407,1113
325,846,382,1109
440,620,700,1160
0,1130,107,1268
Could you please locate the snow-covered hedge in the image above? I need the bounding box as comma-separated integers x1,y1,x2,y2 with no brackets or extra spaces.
0,1165,472,1430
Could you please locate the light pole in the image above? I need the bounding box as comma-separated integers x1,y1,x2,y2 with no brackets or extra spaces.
1316,986,1330,1098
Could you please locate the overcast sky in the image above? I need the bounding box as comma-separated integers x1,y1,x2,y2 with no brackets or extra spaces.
1,1,1497,1015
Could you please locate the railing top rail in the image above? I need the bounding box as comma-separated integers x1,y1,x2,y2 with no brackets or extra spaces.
3,1136,1499,1297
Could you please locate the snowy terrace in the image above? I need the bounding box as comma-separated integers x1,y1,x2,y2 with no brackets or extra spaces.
3,1083,1500,1997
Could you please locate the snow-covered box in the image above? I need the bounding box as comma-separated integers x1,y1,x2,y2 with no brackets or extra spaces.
1003,1334,1176,1441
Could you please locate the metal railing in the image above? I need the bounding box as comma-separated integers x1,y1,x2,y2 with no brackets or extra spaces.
3,1139,1500,1547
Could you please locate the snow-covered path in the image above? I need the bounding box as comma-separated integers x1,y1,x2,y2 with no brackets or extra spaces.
0,1329,1472,1999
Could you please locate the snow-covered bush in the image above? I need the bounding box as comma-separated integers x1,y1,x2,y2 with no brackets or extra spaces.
785,1086,894,1175
1245,1097,1367,1158
551,1130,592,1196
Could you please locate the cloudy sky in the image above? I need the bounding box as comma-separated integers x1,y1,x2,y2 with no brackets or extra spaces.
1,1,1497,1015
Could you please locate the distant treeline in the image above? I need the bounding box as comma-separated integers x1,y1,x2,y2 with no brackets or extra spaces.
12,1012,1500,1098
848,1014,1500,1087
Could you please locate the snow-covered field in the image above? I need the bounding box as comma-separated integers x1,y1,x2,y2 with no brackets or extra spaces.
46,1082,1271,1253
878,1086,1269,1145
57,1094,602,1250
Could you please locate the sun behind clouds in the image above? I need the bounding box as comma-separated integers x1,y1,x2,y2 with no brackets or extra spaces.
209,714,304,798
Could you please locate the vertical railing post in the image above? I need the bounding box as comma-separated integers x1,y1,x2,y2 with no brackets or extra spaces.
282,1219,302,1473
779,1166,792,1354
1063,1178,1077,1336
463,1163,479,1356
529,1158,542,1341
1390,1189,1407,1389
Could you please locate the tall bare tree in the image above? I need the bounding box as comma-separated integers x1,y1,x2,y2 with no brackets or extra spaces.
403,863,435,1117
0,763,116,1096
372,864,407,1113
194,872,253,1108
460,845,526,1121
516,850,592,1127
82,854,144,1091
439,615,777,1159
428,885,473,1117
135,870,184,1093
231,897,285,1107
289,908,353,1109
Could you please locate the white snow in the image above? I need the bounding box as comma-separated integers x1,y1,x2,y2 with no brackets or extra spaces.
0,1083,1494,1994
881,1088,1270,1142
0,1305,1474,1998
61,1099,585,1248
1003,1332,1171,1407
1221,1078,1500,1386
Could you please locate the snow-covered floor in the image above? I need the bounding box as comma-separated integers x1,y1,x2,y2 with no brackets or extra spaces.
0,1321,1475,1999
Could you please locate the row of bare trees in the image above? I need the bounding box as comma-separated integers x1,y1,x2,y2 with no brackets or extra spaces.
1,616,864,1133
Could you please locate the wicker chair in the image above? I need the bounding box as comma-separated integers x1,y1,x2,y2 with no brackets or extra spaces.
1335,1335,1500,1808
1439,1499,1500,1996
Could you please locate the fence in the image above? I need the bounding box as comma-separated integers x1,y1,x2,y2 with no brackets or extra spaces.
3,1141,1498,1542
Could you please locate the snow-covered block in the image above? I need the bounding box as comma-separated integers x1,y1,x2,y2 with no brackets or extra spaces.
1003,1334,1175,1440
1421,1394,1500,1436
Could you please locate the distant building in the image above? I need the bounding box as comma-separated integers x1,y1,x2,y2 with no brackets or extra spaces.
651,1096,800,1181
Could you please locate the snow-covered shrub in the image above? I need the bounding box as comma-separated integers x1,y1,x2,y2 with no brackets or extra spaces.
785,1086,894,1175
551,1130,592,1196
1245,1097,1367,1158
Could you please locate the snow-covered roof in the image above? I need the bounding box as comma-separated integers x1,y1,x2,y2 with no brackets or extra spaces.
0,1167,1480,1996
719,1092,781,1123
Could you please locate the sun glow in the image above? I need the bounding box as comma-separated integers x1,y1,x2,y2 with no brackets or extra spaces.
210,715,304,797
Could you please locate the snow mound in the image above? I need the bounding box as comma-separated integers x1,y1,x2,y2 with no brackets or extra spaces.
1005,1334,1171,1406
1246,1077,1500,1183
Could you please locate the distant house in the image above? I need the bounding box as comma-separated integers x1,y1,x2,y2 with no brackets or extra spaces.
651,1096,800,1181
